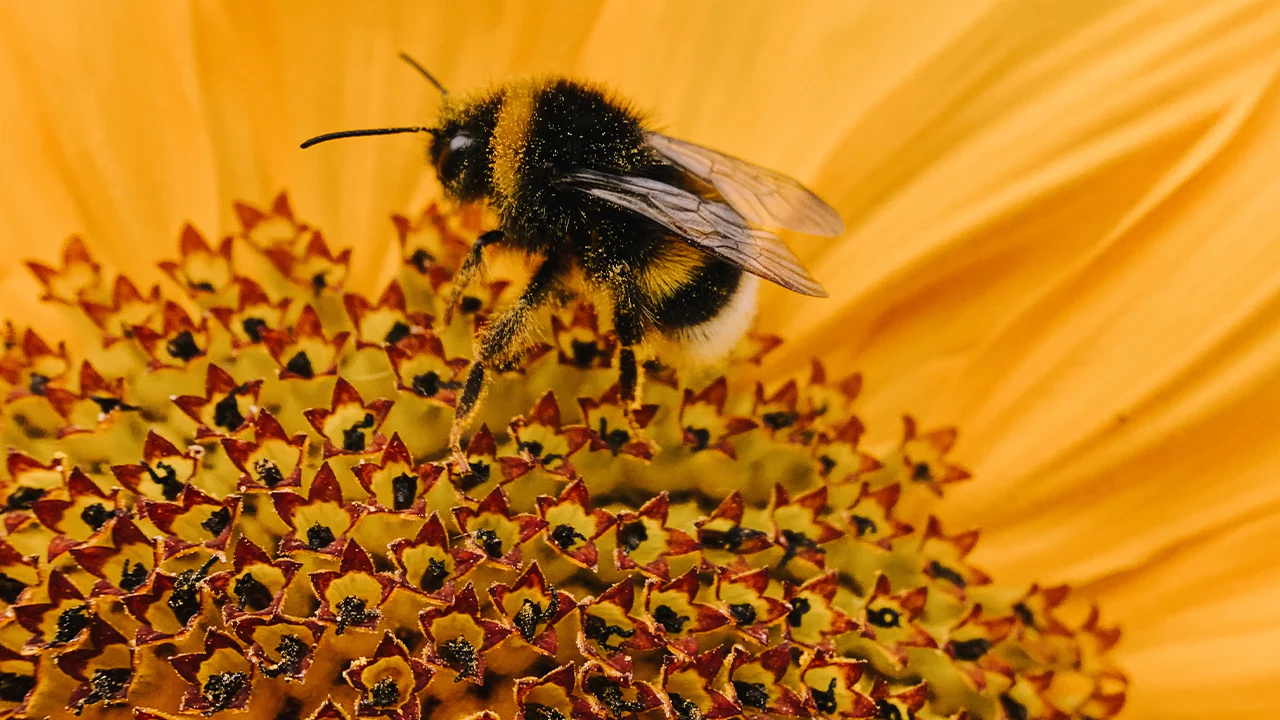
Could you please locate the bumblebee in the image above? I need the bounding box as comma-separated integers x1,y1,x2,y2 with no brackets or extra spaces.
303,55,843,460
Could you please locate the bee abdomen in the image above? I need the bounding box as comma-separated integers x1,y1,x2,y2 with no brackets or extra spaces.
649,255,755,363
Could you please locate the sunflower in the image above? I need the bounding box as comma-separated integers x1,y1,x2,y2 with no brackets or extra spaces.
0,1,1277,718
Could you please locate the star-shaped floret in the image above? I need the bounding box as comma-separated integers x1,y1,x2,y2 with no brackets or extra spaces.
868,681,928,720
208,277,292,348
801,360,863,427
447,425,532,500
262,304,351,380
303,377,394,457
353,433,442,512
1006,584,1077,669
25,235,101,304
771,485,845,571
489,561,576,656
729,643,807,718
222,410,308,490
613,493,700,580
32,467,121,544
799,652,876,718
574,386,659,460
388,512,483,601
510,391,590,474
1073,605,1125,679
842,482,913,551
310,540,396,635
206,538,301,617
0,328,71,391
4,451,68,516
264,229,351,294
55,617,134,713
515,663,600,720
535,478,616,570
11,569,90,648
137,487,236,566
110,431,198,502
344,280,433,350
132,301,210,369
679,377,758,457
344,631,434,719
272,463,365,556
918,517,992,597
387,332,469,407
868,417,971,497
171,364,262,438
551,303,616,370
642,569,730,654
452,486,546,569
393,202,474,281
169,629,254,714
577,579,660,677
783,573,859,650
696,492,774,567
55,361,140,435
729,332,783,366
937,604,1017,692
992,673,1068,720
234,192,309,249
752,379,808,439
849,574,936,672
813,417,881,490
419,583,510,684
122,556,218,644
580,662,663,720
714,567,790,644
230,612,325,682
660,646,740,720
77,277,162,345
68,517,157,596
159,224,236,300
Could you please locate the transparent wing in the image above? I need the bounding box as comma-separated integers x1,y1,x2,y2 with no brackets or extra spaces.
556,168,827,297
645,131,844,237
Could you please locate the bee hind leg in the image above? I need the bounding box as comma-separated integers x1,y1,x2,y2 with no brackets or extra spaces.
609,273,648,427
449,254,562,467
449,362,488,469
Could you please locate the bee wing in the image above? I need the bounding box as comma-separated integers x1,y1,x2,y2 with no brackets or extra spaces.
645,131,844,237
556,168,827,297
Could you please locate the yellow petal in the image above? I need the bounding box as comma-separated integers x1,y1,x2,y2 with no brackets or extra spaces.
1084,510,1280,716
0,3,220,286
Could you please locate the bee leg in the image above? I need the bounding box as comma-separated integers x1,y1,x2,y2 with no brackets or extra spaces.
449,361,486,470
443,229,504,325
609,275,647,422
449,254,562,464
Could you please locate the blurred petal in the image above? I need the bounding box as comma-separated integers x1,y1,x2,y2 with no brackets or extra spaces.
1085,510,1280,717
0,2,219,287
757,0,1280,689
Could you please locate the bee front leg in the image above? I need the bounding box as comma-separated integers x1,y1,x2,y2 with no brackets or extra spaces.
443,229,504,325
449,254,562,467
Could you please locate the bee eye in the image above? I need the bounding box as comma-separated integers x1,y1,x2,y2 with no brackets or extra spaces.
449,133,473,152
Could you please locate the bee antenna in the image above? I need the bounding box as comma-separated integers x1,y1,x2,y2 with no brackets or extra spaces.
299,126,436,149
398,52,448,96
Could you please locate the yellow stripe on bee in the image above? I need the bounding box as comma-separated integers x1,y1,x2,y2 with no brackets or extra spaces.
638,240,708,302
491,81,538,207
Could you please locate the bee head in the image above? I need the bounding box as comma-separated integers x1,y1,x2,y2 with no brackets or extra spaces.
427,121,490,202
